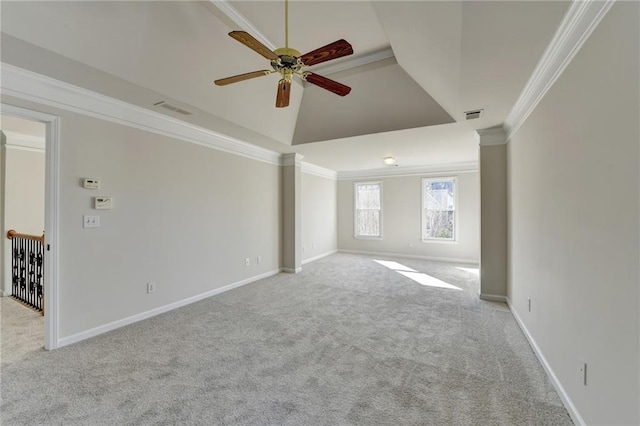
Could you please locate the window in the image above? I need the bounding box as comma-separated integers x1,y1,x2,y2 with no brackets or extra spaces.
422,178,456,241
354,181,382,238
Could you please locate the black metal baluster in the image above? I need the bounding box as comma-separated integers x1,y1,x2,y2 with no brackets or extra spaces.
9,235,43,312
37,242,43,310
20,239,26,304
30,239,35,308
11,239,17,296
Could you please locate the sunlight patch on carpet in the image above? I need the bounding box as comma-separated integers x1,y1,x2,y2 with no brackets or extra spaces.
456,267,479,276
374,259,462,290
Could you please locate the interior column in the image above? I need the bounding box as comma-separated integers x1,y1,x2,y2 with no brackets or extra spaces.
477,128,507,300
281,153,302,273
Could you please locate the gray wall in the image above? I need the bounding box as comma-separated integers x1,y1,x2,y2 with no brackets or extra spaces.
338,172,479,263
480,144,507,297
5,98,283,341
301,172,337,262
507,2,639,424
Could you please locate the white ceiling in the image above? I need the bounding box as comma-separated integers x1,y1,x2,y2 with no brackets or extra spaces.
0,1,570,172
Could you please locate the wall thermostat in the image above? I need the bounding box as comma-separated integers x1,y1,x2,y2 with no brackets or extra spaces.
94,196,113,210
83,178,101,189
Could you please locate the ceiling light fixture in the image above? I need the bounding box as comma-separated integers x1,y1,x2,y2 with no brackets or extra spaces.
383,156,396,166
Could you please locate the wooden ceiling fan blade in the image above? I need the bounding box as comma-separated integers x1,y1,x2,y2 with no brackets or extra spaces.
300,39,353,67
214,70,272,86
276,79,291,108
229,31,279,61
304,73,351,96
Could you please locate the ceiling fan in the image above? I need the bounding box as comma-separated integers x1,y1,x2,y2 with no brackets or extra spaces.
214,0,354,108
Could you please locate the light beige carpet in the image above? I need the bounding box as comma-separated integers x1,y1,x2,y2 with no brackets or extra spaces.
0,297,44,368
0,253,572,425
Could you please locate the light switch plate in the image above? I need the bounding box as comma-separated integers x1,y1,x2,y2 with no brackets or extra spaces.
94,196,113,210
83,215,100,228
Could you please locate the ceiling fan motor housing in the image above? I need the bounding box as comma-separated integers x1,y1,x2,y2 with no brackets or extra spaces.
272,47,303,82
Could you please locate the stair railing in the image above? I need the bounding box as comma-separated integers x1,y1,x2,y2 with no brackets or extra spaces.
6,230,45,314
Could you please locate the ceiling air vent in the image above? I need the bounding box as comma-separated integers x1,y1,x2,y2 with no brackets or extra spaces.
153,101,193,116
464,109,484,120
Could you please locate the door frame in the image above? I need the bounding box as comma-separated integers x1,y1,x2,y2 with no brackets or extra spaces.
1,103,60,350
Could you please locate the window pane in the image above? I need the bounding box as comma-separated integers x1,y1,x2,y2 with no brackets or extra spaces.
423,178,455,240
424,210,454,239
425,181,455,211
357,210,380,236
356,184,380,209
355,182,381,237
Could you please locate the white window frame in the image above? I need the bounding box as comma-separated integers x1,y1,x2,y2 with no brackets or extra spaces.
354,181,383,240
421,177,457,243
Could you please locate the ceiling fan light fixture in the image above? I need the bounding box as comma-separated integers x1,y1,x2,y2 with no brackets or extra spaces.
383,156,396,166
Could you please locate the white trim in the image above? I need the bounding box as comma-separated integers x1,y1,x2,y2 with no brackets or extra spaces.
208,0,276,51
282,267,302,274
0,290,10,297
475,128,507,147
301,162,337,180
311,48,395,76
504,0,615,141
479,293,507,302
506,297,585,426
338,161,478,180
2,131,45,151
1,103,61,351
281,153,304,167
301,249,338,266
354,181,383,239
1,63,282,166
58,268,281,348
338,249,478,265
4,144,45,154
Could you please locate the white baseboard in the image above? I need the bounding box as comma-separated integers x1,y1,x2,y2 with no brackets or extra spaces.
281,267,302,274
338,249,478,265
506,297,585,426
0,290,10,297
479,293,507,302
57,268,281,348
301,249,337,265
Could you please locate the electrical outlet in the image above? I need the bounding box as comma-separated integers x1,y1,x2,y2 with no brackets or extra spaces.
257,256,262,265
147,282,156,294
313,242,316,249
245,258,250,267
528,298,531,312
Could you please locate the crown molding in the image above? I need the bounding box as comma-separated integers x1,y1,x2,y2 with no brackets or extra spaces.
208,0,276,51
475,128,507,147
1,130,45,151
281,153,303,167
210,0,393,78
337,161,478,181
311,47,395,76
504,0,615,141
0,63,282,165
301,162,337,180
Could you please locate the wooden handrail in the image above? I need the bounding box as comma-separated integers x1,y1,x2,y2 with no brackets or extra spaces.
6,230,45,245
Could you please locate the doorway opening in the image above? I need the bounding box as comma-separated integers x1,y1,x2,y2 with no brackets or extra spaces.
1,104,60,355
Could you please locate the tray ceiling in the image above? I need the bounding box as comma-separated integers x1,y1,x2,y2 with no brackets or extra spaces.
0,1,570,171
